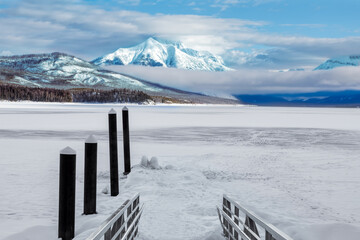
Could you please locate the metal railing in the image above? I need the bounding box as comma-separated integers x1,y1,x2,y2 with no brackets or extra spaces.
86,193,144,240
217,194,293,240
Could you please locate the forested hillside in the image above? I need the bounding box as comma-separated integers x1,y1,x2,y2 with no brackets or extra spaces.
0,83,151,103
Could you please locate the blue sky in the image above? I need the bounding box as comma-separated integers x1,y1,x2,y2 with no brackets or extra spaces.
0,0,360,70
104,0,359,38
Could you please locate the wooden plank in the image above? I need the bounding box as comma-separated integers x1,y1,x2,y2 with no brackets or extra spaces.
235,207,240,225
217,206,251,240
223,195,293,240
222,204,260,240
86,193,140,240
266,231,275,240
110,204,141,240
244,216,260,240
110,204,139,240
120,205,144,240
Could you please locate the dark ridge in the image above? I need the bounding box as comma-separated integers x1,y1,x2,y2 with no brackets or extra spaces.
0,52,75,60
0,83,152,103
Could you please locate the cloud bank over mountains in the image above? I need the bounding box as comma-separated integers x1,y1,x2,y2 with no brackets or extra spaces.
107,65,360,95
1,0,360,70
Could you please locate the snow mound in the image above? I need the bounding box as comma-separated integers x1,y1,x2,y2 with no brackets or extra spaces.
140,156,162,169
149,157,160,169
101,186,109,195
140,156,149,168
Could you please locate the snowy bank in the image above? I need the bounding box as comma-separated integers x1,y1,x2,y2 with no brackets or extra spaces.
0,103,360,240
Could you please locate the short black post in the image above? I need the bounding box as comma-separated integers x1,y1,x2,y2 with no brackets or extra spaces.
58,147,76,240
122,106,131,175
108,108,119,196
84,135,97,215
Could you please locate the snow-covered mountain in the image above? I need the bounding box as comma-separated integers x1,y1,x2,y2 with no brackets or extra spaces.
314,56,360,70
92,37,232,71
0,52,164,92
0,52,239,104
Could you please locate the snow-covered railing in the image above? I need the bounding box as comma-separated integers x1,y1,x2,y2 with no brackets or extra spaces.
217,194,293,240
86,193,144,240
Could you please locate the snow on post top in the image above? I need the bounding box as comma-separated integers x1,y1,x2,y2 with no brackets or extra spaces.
85,135,97,143
109,108,116,114
123,106,128,111
60,146,76,155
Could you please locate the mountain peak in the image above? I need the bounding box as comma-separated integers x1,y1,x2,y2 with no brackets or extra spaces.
314,55,360,70
142,37,159,47
150,37,184,49
92,38,232,71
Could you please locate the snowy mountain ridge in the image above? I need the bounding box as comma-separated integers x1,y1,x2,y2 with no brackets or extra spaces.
314,55,360,70
92,37,232,72
0,52,163,92
0,52,239,104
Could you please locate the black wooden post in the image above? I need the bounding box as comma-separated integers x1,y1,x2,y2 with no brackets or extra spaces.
122,106,131,175
59,147,76,240
84,135,97,215
108,108,119,196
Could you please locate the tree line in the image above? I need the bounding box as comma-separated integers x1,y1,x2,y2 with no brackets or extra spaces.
0,83,151,103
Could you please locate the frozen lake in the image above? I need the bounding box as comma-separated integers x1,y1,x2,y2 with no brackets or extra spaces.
0,102,360,240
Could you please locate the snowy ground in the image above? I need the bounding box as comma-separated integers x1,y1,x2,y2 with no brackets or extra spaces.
1,102,360,240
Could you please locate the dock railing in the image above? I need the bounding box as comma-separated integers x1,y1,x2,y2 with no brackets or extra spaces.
86,193,144,240
217,194,293,240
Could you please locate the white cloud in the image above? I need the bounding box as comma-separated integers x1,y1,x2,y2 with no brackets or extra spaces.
223,48,327,70
211,0,281,10
0,50,13,56
0,1,268,57
0,0,359,69
118,0,141,6
106,65,360,95
281,23,327,28
252,0,282,6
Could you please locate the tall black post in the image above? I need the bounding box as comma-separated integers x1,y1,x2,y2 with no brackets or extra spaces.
108,108,119,196
122,106,131,175
84,135,97,215
59,147,76,240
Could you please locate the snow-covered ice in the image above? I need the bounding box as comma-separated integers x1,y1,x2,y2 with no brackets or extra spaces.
0,102,360,240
